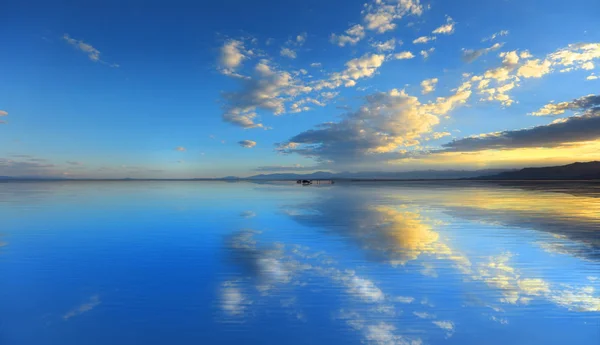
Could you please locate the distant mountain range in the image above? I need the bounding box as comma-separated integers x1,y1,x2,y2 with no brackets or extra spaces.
476,161,600,180
244,169,511,180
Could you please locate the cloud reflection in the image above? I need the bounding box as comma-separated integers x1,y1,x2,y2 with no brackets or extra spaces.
219,230,427,343
63,295,101,320
283,184,600,312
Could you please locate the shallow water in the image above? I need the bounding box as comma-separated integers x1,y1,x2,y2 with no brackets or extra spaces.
1,181,599,345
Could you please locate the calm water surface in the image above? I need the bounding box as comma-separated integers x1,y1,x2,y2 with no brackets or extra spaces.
1,181,599,345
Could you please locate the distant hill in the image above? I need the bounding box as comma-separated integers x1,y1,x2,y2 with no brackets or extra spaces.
246,169,510,180
476,161,600,180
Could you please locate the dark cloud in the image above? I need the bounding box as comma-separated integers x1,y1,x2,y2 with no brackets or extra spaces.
441,107,600,152
570,95,600,109
531,94,600,116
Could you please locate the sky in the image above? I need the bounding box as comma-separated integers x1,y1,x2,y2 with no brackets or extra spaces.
1,0,600,178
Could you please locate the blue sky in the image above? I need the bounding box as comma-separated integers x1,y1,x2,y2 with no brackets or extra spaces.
1,0,600,178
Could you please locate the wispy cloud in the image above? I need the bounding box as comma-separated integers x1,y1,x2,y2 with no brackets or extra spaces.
238,140,257,148
63,295,101,320
413,36,436,44
462,43,504,63
63,34,118,67
482,30,509,42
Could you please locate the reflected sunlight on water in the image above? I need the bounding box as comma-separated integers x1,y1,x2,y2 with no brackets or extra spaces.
0,181,599,345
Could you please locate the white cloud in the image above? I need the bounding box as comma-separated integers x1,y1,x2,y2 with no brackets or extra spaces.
281,47,297,59
238,140,257,148
432,16,455,35
363,0,424,34
421,78,438,94
321,91,339,100
175,146,186,152
371,38,397,52
315,54,386,90
296,32,307,45
413,36,436,44
222,59,312,128
548,43,600,70
394,51,415,60
431,131,451,139
0,110,7,116
587,73,599,80
330,24,365,47
581,61,595,70
219,40,246,72
310,62,322,68
420,48,435,59
517,59,552,78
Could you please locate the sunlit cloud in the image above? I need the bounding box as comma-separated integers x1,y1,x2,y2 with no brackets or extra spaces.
362,0,424,34
219,40,246,73
432,16,455,35
413,36,436,44
420,77,438,94
394,51,415,60
279,81,471,165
